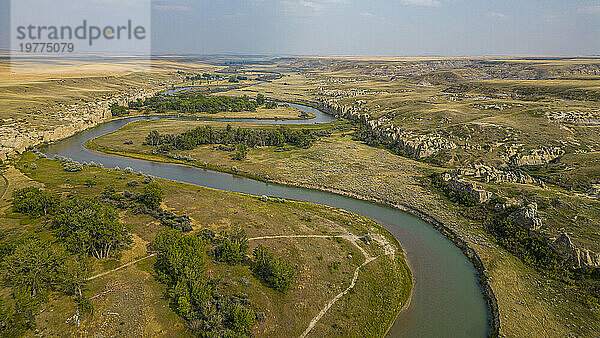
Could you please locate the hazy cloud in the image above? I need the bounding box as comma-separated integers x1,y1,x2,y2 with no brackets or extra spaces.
152,0,191,11
299,0,323,11
401,0,441,7
487,12,507,19
578,6,600,15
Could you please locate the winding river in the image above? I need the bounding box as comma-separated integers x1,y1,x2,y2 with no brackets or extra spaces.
42,102,489,337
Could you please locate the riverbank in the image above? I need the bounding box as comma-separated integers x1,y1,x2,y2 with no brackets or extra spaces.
85,133,498,336
10,152,412,336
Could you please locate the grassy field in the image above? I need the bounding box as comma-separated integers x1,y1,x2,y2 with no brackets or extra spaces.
0,152,411,336
91,114,600,337
125,104,315,121
3,55,600,336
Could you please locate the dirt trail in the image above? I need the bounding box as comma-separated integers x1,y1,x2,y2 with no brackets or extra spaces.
300,256,378,338
249,233,385,338
87,253,156,281
89,233,389,337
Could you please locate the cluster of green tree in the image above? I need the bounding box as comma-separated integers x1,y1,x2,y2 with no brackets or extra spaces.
255,94,277,109
353,124,391,148
146,124,316,153
129,93,259,114
488,216,563,270
13,187,132,260
52,196,132,259
430,173,479,207
110,103,129,117
183,73,227,82
233,144,248,160
252,244,296,292
354,123,426,161
0,236,91,336
488,212,600,306
212,230,249,265
101,182,192,231
3,186,135,335
12,186,60,217
264,101,278,109
152,229,255,336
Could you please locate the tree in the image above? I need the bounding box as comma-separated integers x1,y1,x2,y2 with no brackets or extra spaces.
0,237,90,335
154,230,206,285
145,130,162,146
12,187,60,218
265,101,278,109
110,103,129,117
228,303,255,335
152,230,254,335
52,196,132,259
0,299,31,337
142,182,164,209
233,143,248,160
213,230,248,265
256,94,265,105
252,244,296,292
1,237,69,302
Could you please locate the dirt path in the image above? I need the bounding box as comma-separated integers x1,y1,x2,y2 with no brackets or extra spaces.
88,233,388,337
300,255,378,338
87,253,156,281
249,233,383,338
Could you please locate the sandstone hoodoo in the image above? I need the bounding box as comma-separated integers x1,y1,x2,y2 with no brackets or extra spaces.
552,233,600,268
508,202,543,231
440,172,494,204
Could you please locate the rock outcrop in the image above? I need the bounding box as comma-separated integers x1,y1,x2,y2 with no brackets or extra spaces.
0,87,163,161
454,164,541,186
316,99,457,159
440,172,494,204
507,146,564,166
547,110,600,126
508,202,543,231
551,233,600,268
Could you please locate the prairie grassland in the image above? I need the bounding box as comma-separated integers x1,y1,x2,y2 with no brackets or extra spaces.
92,112,600,336
4,55,600,336
0,153,410,336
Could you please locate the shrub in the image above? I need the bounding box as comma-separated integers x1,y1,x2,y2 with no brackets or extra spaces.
141,182,163,209
198,229,215,242
61,159,83,172
232,144,248,160
228,303,254,335
213,230,248,265
252,244,296,292
12,187,60,217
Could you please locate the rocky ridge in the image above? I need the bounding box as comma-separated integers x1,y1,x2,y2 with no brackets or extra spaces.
505,145,565,166
0,86,166,161
552,233,600,268
453,164,542,186
316,99,457,159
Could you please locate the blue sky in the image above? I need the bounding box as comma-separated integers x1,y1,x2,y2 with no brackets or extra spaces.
2,0,600,56
150,0,600,55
